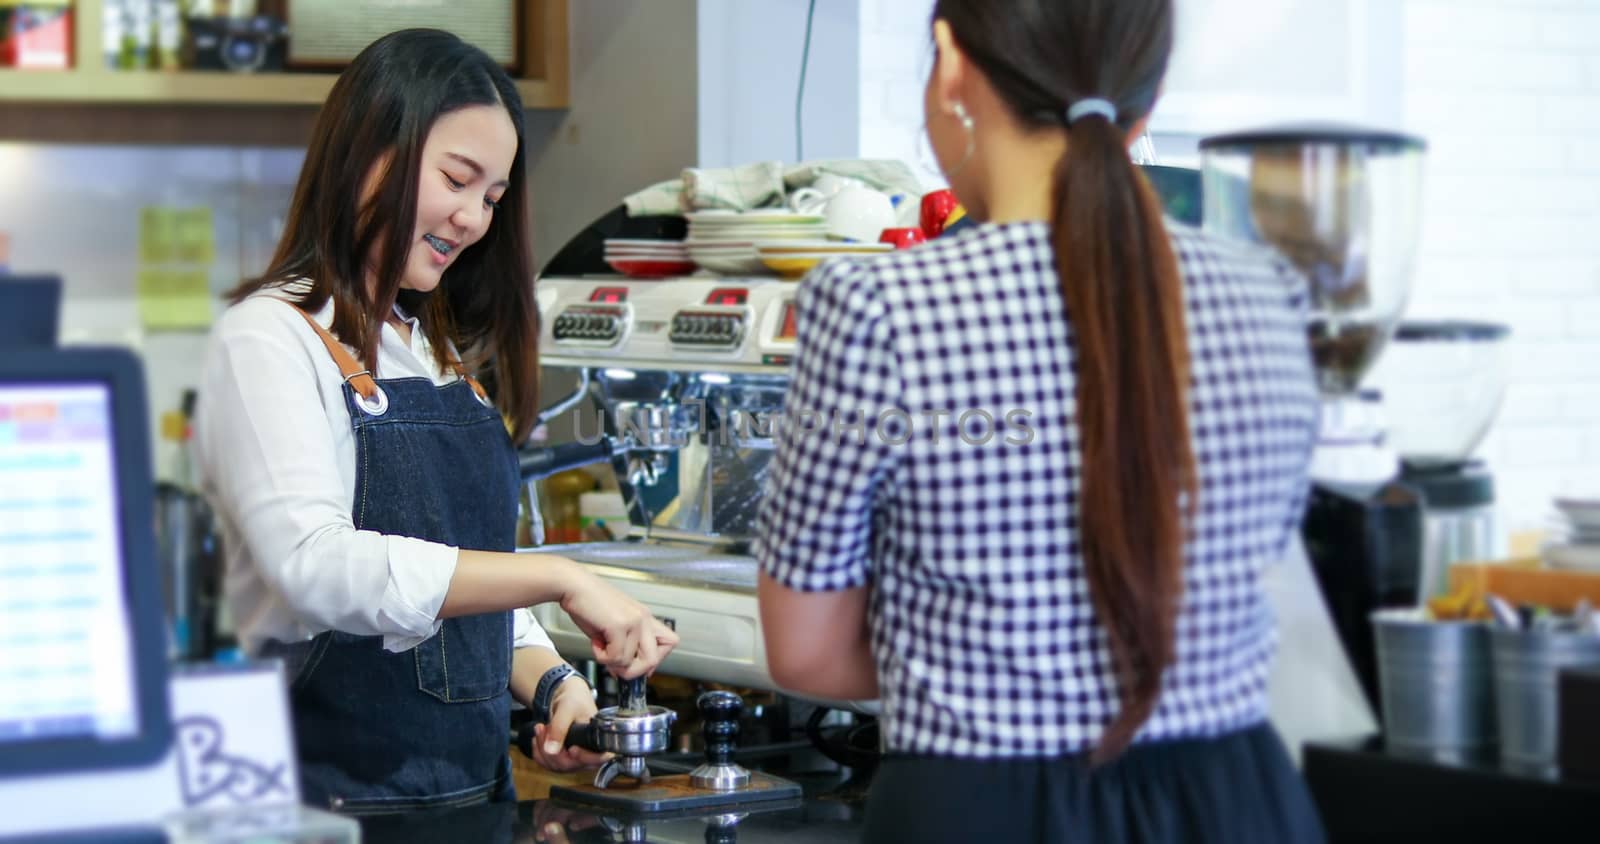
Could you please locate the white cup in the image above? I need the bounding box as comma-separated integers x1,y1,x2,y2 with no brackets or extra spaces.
824,185,897,243
788,187,828,215
787,174,873,215
889,192,921,228
811,173,862,197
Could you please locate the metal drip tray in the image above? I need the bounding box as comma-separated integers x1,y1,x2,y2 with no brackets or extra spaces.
539,541,758,592
555,542,710,564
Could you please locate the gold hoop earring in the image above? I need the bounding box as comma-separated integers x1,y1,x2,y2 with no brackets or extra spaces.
948,102,977,179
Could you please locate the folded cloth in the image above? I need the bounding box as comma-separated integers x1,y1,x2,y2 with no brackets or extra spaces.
622,178,685,217
622,161,785,217
622,159,928,218
782,159,926,199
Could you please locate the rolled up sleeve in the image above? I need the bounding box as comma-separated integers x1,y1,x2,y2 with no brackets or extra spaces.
198,308,457,651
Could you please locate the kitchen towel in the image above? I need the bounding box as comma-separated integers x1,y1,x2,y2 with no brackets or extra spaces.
623,159,927,217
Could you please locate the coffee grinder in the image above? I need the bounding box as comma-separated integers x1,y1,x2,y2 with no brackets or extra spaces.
1199,125,1428,712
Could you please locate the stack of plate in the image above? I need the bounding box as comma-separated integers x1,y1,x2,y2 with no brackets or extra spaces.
685,211,827,276
604,239,694,278
1544,498,1600,572
756,240,894,279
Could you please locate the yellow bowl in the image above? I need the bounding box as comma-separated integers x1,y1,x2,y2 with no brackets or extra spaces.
760,255,824,279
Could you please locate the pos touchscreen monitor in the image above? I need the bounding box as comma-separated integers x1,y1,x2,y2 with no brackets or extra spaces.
0,347,172,778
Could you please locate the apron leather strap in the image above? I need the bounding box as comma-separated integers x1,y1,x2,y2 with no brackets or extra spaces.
291,307,491,404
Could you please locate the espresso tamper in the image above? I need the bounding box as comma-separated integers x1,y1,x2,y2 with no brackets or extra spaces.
690,690,752,790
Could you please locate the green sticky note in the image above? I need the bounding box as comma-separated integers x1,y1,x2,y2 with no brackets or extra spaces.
138,206,179,264
173,207,216,264
137,269,214,330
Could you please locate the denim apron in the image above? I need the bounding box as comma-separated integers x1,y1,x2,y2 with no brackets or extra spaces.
265,308,520,814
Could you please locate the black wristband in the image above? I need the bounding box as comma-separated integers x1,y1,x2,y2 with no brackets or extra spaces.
531,663,586,724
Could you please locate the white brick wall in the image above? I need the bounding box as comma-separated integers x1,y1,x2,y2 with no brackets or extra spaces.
1401,0,1600,533
857,0,1600,535
857,0,938,185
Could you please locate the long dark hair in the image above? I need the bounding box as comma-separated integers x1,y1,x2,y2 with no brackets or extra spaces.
230,28,540,442
934,0,1195,761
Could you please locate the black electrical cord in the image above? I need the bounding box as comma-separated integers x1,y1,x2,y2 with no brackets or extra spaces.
796,0,818,162
805,706,881,770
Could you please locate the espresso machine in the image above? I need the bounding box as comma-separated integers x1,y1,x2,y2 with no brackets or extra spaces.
1200,125,1428,712
493,205,845,820
521,262,804,698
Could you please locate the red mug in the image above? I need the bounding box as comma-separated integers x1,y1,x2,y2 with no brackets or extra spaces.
879,227,927,250
919,189,959,238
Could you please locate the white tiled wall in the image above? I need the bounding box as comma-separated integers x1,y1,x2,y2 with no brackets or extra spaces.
1399,0,1600,533
0,144,303,480
857,0,1600,535
858,0,937,186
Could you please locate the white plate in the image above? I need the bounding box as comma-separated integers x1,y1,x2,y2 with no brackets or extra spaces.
692,256,769,275
1545,543,1600,572
686,211,824,225
1561,526,1600,543
685,244,759,253
605,238,685,247
1556,498,1600,530
688,229,828,238
754,251,870,260
688,228,828,236
756,241,893,255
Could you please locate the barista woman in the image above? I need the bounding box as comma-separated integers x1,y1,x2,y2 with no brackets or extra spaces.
755,1,1325,841
194,29,677,814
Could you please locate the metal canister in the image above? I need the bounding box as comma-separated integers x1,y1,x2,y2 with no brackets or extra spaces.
1372,609,1497,761
1490,626,1600,776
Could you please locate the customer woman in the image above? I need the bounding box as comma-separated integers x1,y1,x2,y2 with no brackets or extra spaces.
754,1,1324,841
194,29,677,814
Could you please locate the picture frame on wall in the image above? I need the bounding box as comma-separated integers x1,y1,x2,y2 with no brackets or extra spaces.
282,0,523,73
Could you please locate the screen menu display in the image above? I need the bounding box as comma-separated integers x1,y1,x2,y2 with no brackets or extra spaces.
0,383,138,745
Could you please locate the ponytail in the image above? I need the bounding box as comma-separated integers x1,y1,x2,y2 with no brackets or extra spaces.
1054,115,1196,763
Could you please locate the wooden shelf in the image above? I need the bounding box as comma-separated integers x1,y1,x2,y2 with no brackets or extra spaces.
0,0,569,143
0,68,565,108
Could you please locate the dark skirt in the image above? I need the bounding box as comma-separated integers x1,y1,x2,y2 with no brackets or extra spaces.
862,722,1325,844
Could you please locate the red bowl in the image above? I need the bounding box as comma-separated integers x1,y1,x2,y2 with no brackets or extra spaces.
606,258,696,278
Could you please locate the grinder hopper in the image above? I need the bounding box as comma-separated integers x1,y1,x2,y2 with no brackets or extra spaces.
1200,124,1426,488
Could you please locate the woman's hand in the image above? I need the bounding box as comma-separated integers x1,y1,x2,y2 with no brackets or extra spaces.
559,569,680,679
531,800,602,843
531,676,608,772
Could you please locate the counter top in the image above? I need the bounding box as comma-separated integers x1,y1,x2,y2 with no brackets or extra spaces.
357,763,867,843
1302,737,1600,843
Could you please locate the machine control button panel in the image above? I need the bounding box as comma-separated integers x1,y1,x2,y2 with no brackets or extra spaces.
552,305,628,345
669,310,746,348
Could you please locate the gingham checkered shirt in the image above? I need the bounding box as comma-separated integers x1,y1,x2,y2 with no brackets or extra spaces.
753,220,1318,757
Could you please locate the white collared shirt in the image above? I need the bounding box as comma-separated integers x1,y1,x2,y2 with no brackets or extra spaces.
194,282,554,655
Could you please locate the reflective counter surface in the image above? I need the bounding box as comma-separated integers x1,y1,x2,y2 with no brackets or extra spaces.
357,765,866,844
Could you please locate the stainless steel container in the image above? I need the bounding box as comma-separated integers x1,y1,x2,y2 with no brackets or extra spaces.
153,482,219,660
1372,609,1496,761
1490,626,1600,776
1402,460,1500,605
